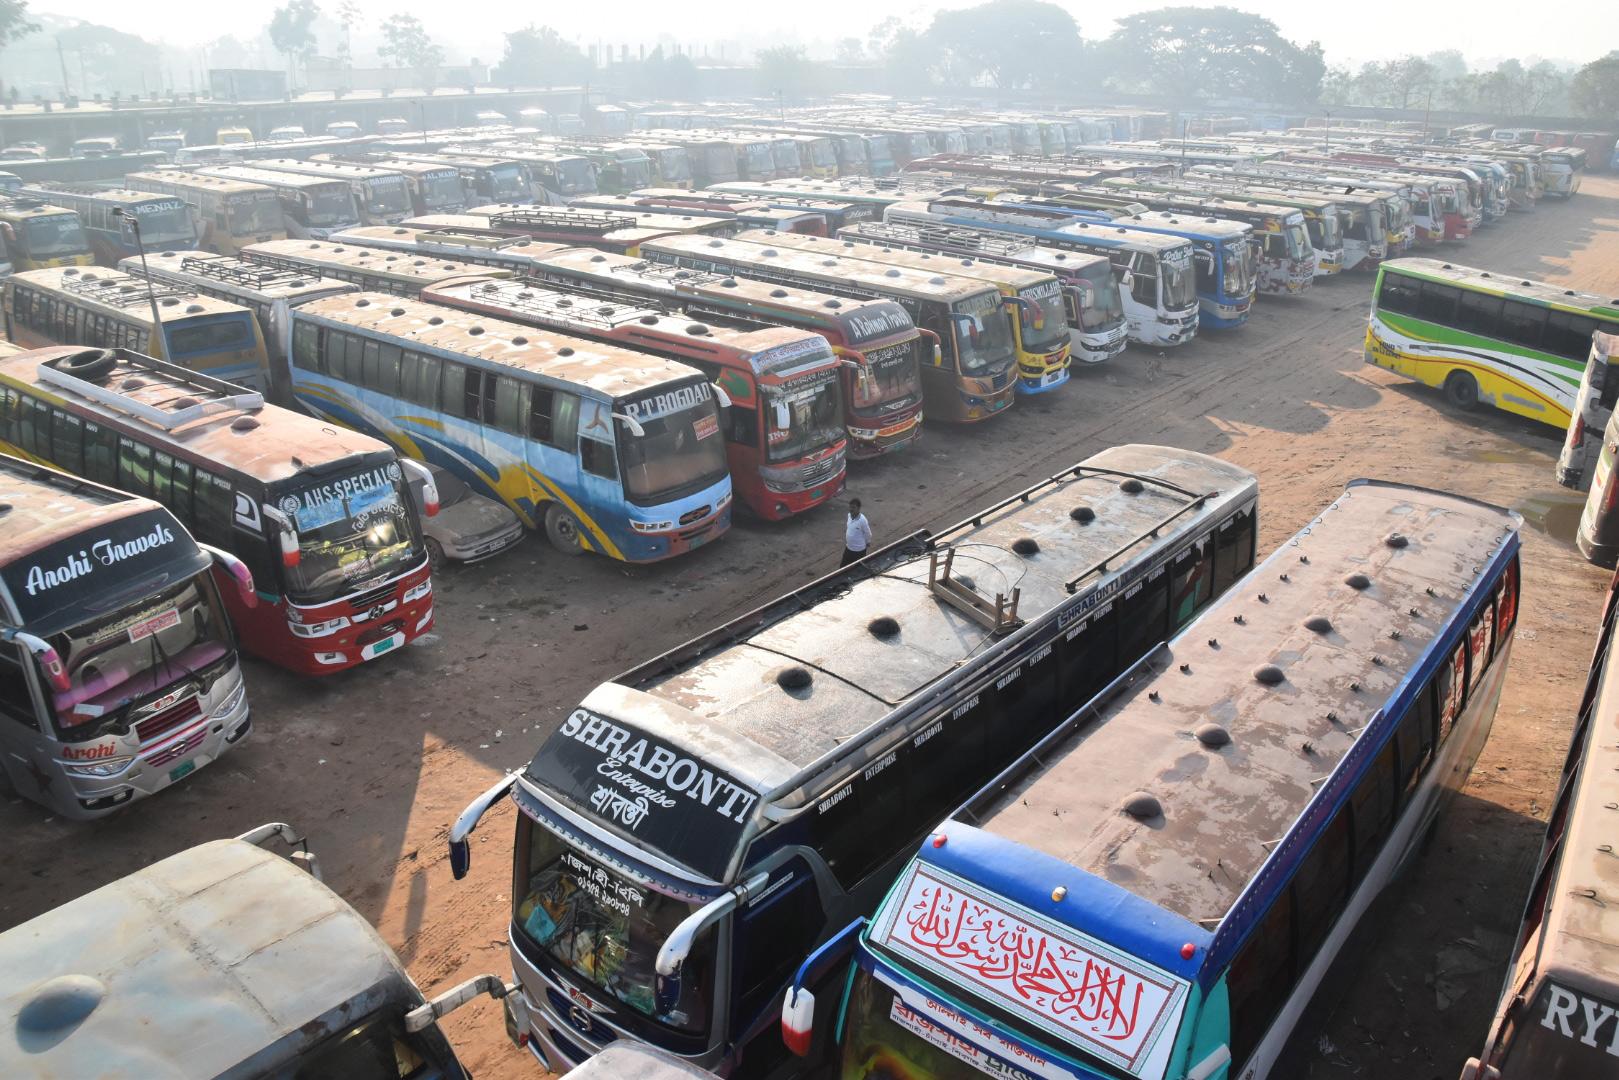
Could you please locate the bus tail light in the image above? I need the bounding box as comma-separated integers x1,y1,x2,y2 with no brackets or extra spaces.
781,987,815,1057
202,544,258,608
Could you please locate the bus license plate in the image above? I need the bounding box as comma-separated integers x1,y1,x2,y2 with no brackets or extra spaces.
168,760,196,782
1043,370,1063,386
362,633,404,660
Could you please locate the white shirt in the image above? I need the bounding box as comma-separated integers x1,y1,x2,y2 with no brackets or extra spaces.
845,513,873,552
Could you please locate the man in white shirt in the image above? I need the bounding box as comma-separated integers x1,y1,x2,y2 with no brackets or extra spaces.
842,498,873,567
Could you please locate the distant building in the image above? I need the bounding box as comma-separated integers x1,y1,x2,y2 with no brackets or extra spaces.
208,69,289,102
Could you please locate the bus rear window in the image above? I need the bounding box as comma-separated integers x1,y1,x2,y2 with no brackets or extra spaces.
168,314,255,356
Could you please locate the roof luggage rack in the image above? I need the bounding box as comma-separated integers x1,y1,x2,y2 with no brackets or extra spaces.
60,272,195,309
489,207,638,235
36,349,264,430
470,279,659,330
178,254,314,289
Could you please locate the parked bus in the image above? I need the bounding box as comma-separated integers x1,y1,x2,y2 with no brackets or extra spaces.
478,146,599,199
708,177,974,212
451,204,736,254
621,143,695,186
288,293,734,561
1187,166,1393,269
0,452,254,819
643,233,1019,423
423,276,848,520
122,170,287,255
446,445,1260,1075
521,247,926,459
0,199,93,272
3,266,271,390
1010,194,1261,327
0,825,514,1075
886,196,1201,348
376,151,535,204
1110,175,1345,276
782,478,1520,1080
328,222,569,273
316,156,468,215
120,248,357,399
14,186,199,266
0,346,438,675
238,237,507,299
549,143,653,193
1279,157,1462,243
245,158,415,226
570,191,830,235
193,164,361,239
737,229,1073,394
1366,257,1619,431
1539,147,1587,197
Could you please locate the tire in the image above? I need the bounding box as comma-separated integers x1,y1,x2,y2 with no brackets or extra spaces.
544,503,586,556
424,537,446,573
1444,370,1480,410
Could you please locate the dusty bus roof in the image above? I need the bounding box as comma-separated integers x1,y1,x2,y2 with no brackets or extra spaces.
895,198,1195,254
130,249,358,303
0,199,78,221
17,186,186,208
331,223,569,261
125,170,278,197
0,453,161,567
0,839,410,1079
194,164,354,192
735,228,1062,292
6,267,250,324
241,238,506,287
643,234,1002,305
1381,257,1619,318
968,480,1518,929
296,291,708,401
0,346,390,484
465,202,733,236
840,220,1114,276
578,446,1255,803
363,157,462,177
249,158,407,181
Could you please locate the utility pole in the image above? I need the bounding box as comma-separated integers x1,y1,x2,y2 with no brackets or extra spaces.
56,37,72,100
115,209,171,361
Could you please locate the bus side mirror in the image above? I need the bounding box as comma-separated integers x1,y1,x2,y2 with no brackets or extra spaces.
781,987,816,1056
449,772,519,881
773,401,791,431
262,505,300,567
400,458,439,516
712,382,733,409
4,630,70,693
610,412,647,437
201,543,258,608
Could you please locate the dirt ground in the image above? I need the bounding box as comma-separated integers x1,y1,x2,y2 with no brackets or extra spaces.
5,176,1619,1080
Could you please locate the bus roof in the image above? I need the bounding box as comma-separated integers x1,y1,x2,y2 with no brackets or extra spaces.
130,249,358,304
0,346,391,484
539,447,1255,819
16,186,185,208
644,234,1000,304
250,158,407,182
241,238,505,286
295,292,707,401
0,199,77,222
839,220,1114,277
899,198,1194,255
735,229,1062,291
359,157,461,178
7,267,250,324
465,203,732,237
194,165,353,192
0,838,412,1079
124,170,278,198
965,480,1518,934
0,453,167,567
1383,257,1619,319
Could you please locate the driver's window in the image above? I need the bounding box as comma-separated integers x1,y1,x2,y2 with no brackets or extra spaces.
0,644,40,729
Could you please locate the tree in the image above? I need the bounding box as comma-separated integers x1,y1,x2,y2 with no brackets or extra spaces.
493,25,590,87
757,44,818,102
267,0,319,86
1381,55,1437,109
1572,52,1619,119
333,0,357,73
377,14,443,87
925,0,1081,92
835,37,865,64
1,0,37,49
1098,6,1324,107
880,25,937,95
627,46,700,100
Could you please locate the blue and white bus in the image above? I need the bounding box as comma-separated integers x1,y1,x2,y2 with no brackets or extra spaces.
780,478,1522,1080
287,293,733,562
885,197,1201,349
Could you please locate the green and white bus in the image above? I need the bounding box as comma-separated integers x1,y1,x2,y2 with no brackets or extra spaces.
1365,257,1619,431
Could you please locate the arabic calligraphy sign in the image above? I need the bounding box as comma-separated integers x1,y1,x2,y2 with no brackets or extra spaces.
873,864,1188,1078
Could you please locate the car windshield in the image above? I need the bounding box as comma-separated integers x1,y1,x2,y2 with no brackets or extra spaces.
421,468,469,508
516,818,711,1035
21,214,89,257
44,573,230,741
952,298,1016,376
275,464,424,604
230,194,285,235
135,202,196,245
1020,287,1069,353
1223,239,1255,298
364,178,411,217
763,367,844,463
307,187,356,226
1161,249,1196,310
1077,264,1124,330
490,164,529,200
617,385,730,505
421,173,465,210
848,339,923,418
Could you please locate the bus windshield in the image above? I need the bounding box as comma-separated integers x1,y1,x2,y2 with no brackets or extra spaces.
763,367,844,463
47,573,231,741
745,145,773,176
1021,288,1069,353
1161,248,1196,310
617,386,729,505
421,173,465,210
1078,264,1124,330
557,159,596,193
306,187,357,227
364,178,411,217
952,299,1016,375
229,194,285,235
1223,239,1255,299
849,341,923,419
22,215,89,257
275,464,423,604
1282,220,1311,260
515,819,712,1034
490,164,529,200
1318,212,1342,249
137,203,196,245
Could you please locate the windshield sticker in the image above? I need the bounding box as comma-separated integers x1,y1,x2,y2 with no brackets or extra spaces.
3,511,186,627
1027,280,1063,301
957,292,1002,319
889,995,1060,1080
755,336,833,375
279,464,401,532
127,607,181,643
846,305,914,343
874,864,1188,1079
557,849,646,917
693,414,720,441
621,382,713,423
530,709,761,880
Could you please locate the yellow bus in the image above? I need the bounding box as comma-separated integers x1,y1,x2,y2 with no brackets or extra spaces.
123,171,287,255
1,267,270,390
0,199,93,272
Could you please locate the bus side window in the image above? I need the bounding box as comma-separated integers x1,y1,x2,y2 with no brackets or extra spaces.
1455,291,1502,337
1415,282,1459,325
82,423,116,484
1213,509,1255,594
23,398,49,457
1395,682,1438,795
492,375,525,436
1129,255,1156,306
1059,602,1118,715
1169,536,1214,630
1291,809,1351,973
1544,311,1601,362
1498,299,1547,352
580,436,616,479
1226,887,1294,1068
0,385,14,443
0,645,39,729
1348,741,1398,883
727,403,758,447
1377,274,1420,316
1437,641,1467,742
292,321,319,372
1469,600,1496,687
50,408,83,475
152,451,175,508
120,437,154,496
192,470,233,545
1116,565,1169,665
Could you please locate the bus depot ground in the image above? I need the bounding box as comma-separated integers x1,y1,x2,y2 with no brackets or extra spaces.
3,177,1617,1080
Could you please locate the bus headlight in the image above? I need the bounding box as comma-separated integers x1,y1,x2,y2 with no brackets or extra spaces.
631,519,675,533
289,615,351,638
64,756,133,778
404,580,433,604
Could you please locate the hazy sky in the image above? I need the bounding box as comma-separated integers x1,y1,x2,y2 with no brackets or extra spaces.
27,0,1619,68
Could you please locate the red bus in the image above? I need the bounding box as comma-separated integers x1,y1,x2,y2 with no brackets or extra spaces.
0,346,439,675
422,275,848,520
520,247,927,459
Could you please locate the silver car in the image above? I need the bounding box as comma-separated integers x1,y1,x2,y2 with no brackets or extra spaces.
409,464,525,570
